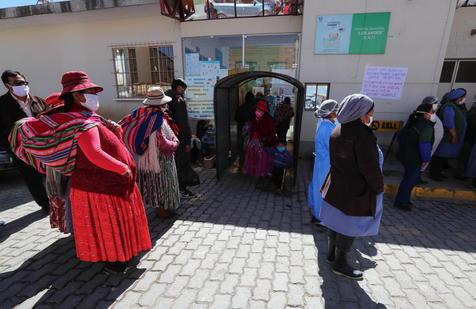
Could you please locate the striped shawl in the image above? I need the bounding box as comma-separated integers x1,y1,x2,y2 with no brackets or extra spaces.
119,106,164,156
9,111,102,176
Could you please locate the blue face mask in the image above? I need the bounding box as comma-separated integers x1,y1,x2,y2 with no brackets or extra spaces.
276,146,286,152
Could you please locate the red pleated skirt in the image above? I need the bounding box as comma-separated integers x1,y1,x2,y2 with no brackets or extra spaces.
70,184,152,262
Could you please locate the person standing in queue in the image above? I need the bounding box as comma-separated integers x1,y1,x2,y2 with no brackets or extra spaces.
307,99,339,224
429,88,467,181
320,94,384,280
394,103,436,211
0,70,50,212
166,78,199,199
10,71,152,274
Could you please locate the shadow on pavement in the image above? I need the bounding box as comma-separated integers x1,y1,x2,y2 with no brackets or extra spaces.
0,210,47,243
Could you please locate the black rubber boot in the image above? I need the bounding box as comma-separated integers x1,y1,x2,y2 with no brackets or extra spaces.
332,248,363,280
327,234,336,263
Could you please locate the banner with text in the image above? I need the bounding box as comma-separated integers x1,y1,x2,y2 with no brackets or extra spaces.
315,12,391,54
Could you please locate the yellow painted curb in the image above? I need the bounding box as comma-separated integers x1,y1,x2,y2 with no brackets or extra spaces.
384,184,476,202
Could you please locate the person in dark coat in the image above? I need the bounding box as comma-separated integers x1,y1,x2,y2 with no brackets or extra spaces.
394,103,436,211
0,70,49,212
235,91,255,168
274,97,295,144
320,94,384,280
166,78,199,199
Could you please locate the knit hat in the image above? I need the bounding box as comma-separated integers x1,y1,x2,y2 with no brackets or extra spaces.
445,88,466,101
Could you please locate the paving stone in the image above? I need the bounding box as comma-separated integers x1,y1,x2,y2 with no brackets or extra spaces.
273,273,289,292
210,294,232,309
197,280,220,303
220,273,240,294
231,286,252,308
267,292,287,309
2,166,476,309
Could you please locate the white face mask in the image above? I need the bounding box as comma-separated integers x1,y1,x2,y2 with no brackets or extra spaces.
81,93,100,112
365,116,374,127
11,85,29,97
430,114,437,123
432,103,438,112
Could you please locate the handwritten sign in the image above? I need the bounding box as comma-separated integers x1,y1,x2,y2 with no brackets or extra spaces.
371,120,403,132
361,66,408,100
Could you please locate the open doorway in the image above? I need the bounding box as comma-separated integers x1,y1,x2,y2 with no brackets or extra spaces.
214,71,305,187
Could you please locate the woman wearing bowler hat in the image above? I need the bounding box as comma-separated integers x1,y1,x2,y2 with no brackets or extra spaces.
120,86,180,219
10,71,152,273
243,100,278,187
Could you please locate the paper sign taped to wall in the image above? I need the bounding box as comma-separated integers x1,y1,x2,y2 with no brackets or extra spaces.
361,66,408,100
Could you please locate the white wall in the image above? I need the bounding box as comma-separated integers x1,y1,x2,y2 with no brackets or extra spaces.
299,0,457,146
0,8,302,122
0,4,181,121
446,6,476,58
438,6,476,101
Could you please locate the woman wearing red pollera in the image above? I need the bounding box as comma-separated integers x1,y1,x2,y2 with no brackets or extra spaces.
10,71,152,273
243,99,278,187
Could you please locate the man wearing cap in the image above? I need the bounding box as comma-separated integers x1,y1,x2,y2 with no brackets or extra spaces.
0,70,49,212
429,88,468,181
166,78,199,199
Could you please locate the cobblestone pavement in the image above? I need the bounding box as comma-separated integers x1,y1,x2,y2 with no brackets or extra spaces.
0,164,475,309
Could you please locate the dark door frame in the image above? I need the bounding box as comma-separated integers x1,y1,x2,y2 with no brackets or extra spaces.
213,71,305,183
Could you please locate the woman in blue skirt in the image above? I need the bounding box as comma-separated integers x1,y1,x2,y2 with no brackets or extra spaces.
320,94,384,280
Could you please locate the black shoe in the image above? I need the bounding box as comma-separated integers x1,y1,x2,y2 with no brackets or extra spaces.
332,248,363,280
394,204,412,211
180,190,196,199
103,262,129,274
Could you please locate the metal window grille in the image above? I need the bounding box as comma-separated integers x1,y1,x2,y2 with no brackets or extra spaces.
112,45,175,98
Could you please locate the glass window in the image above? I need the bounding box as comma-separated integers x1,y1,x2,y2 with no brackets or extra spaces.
439,61,456,83
304,83,330,111
183,33,300,119
244,34,300,74
163,0,303,20
112,45,174,98
455,61,476,83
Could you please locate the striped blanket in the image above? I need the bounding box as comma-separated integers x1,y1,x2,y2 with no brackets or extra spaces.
119,106,164,156
9,111,102,176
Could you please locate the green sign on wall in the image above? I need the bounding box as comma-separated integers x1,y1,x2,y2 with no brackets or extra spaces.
315,12,391,55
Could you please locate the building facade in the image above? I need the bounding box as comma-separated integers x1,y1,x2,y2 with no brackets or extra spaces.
0,0,474,154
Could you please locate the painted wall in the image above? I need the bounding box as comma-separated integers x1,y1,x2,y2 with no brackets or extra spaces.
0,6,302,122
0,4,181,121
298,0,458,152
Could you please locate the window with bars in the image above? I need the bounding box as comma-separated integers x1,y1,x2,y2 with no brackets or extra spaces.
112,45,175,98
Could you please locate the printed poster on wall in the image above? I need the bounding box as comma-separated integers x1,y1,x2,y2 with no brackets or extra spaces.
185,55,226,119
361,66,408,100
315,12,391,54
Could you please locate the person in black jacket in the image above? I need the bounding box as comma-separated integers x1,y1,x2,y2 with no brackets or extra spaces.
166,78,199,199
0,70,49,212
394,103,436,211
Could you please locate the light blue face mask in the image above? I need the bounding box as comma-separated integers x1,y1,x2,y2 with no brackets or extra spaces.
276,146,286,152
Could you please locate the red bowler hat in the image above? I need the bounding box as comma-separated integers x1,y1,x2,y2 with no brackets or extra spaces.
45,92,64,107
59,71,103,98
256,100,269,113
